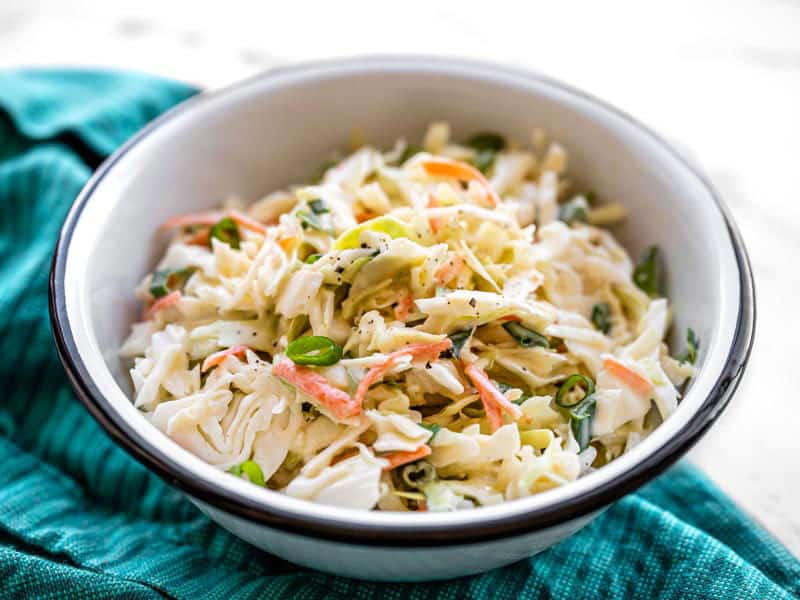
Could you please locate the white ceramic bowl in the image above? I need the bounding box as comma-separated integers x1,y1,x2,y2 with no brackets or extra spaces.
49,56,755,582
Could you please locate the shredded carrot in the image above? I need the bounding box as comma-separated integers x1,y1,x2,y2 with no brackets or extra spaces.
277,235,297,253
462,362,522,432
228,210,268,235
273,359,362,419
353,339,453,406
434,254,465,285
394,291,415,321
603,357,653,397
161,211,224,230
143,290,181,320
184,227,211,246
382,445,432,471
355,211,377,223
201,345,251,372
500,315,522,322
421,158,500,207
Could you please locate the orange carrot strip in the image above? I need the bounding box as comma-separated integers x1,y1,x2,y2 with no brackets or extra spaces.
500,315,522,323
228,210,268,235
382,445,432,471
201,345,251,373
353,339,453,406
273,359,362,419
463,362,522,432
394,291,414,321
356,211,377,223
161,211,224,230
277,235,297,253
143,290,181,320
434,254,465,285
184,227,211,246
421,158,500,207
603,357,653,397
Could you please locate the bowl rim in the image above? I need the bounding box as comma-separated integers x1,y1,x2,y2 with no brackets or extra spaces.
49,55,755,547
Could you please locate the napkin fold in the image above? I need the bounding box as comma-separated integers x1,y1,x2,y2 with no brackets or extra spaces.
0,69,796,599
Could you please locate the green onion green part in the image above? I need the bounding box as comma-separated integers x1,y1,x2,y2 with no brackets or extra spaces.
633,245,660,297
473,149,497,174
448,328,474,359
400,460,437,489
305,253,323,264
297,210,331,234
209,217,240,249
558,195,590,225
466,132,507,152
502,321,549,348
591,302,612,334
682,328,699,364
149,267,194,299
555,374,596,451
419,422,442,440
309,199,329,214
229,460,265,486
286,335,343,366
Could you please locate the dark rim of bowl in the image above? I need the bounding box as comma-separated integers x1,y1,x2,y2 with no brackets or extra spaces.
49,57,755,547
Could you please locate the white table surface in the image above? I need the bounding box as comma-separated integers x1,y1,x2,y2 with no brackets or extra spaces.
3,0,798,557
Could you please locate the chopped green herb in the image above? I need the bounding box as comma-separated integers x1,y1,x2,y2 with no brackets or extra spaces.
633,245,660,297
591,302,612,334
286,335,342,366
502,321,549,348
309,199,329,214
473,149,497,174
682,328,699,364
466,132,507,152
297,210,331,234
447,328,474,359
555,374,596,451
305,253,323,264
419,422,442,440
149,267,194,298
229,460,265,486
209,217,240,249
559,195,590,225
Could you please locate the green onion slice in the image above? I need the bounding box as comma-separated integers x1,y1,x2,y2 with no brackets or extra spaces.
555,374,595,408
297,210,331,233
149,267,194,298
682,328,699,364
308,199,329,214
229,460,265,486
502,321,549,348
555,374,596,451
447,328,474,359
466,132,507,152
591,302,612,334
418,422,441,440
305,253,323,264
559,195,590,225
633,245,659,297
400,461,437,489
286,335,343,366
209,217,240,249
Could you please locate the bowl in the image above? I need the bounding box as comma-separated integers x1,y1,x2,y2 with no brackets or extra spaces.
49,56,755,582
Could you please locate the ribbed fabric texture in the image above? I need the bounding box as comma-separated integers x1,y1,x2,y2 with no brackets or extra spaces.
0,69,797,599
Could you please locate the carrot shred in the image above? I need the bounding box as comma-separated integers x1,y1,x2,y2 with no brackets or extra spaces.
394,291,415,321
434,254,465,285
143,290,181,320
421,158,500,207
356,211,377,223
273,359,362,419
353,339,453,407
277,235,297,252
161,211,224,230
462,362,522,432
184,227,211,246
201,345,251,372
603,357,653,396
382,445,432,471
229,210,268,235
500,315,522,322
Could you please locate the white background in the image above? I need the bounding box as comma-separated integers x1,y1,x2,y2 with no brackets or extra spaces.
2,0,799,556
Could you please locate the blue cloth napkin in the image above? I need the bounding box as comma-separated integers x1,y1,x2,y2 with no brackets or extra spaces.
0,68,797,599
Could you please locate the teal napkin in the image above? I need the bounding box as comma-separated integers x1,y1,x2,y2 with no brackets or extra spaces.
0,69,796,599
